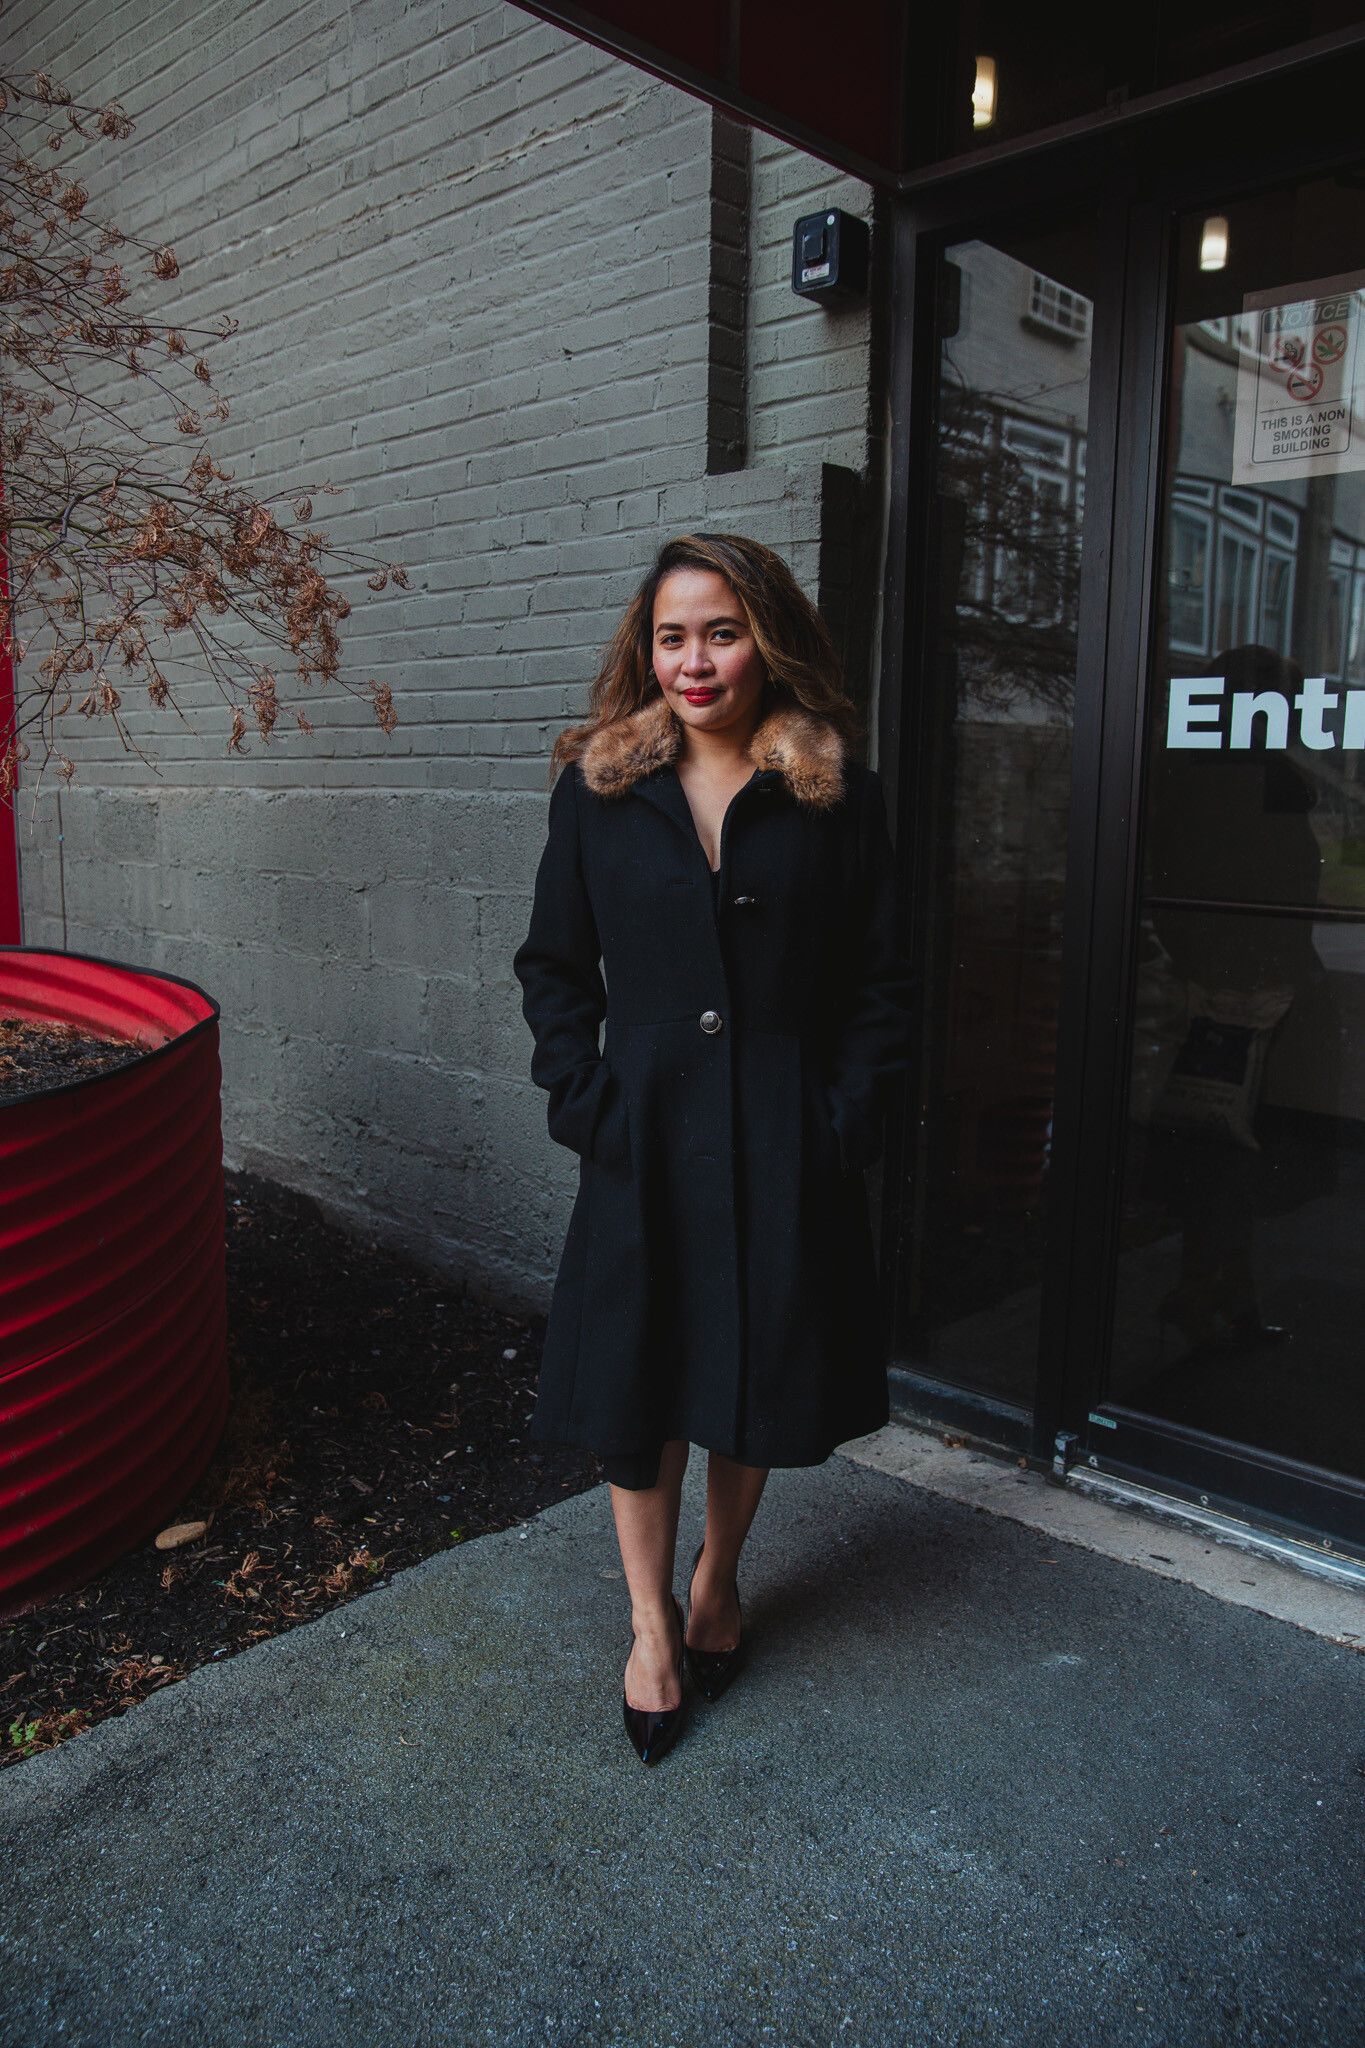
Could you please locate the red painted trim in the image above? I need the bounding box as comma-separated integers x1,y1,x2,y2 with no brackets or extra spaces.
0,444,20,945
0,949,227,1612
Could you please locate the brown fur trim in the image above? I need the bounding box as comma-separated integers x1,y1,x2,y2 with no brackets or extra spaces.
578,693,847,809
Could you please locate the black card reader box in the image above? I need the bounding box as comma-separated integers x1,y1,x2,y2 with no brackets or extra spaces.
791,208,869,303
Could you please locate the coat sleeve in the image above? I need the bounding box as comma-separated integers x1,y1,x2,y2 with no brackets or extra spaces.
511,761,632,1173
824,767,920,1175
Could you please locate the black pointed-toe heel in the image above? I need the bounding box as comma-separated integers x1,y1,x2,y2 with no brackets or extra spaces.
684,1538,744,1702
623,1591,687,1767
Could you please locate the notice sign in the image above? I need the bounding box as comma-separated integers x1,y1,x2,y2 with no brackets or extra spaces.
1231,268,1365,485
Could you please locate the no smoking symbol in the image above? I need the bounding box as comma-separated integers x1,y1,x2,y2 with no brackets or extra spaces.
1315,323,1348,366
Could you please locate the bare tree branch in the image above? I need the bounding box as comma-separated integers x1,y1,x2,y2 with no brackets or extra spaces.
0,65,409,797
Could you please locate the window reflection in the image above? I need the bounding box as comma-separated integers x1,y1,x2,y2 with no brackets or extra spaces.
902,225,1096,1404
1112,174,1365,1485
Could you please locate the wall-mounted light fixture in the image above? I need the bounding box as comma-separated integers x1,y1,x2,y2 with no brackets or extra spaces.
1199,215,1229,272
972,56,997,130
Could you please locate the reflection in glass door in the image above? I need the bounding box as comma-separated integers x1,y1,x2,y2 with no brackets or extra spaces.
1108,172,1365,1489
900,217,1098,1408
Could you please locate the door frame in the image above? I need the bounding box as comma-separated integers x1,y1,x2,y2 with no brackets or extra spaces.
877,45,1365,1552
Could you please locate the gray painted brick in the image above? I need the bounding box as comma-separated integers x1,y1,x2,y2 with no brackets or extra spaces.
369,879,478,972
10,0,875,1299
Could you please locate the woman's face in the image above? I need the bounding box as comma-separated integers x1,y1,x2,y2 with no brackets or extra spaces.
651,568,767,740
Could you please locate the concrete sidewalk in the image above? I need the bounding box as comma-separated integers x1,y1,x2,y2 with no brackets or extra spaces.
1,1433,1361,2048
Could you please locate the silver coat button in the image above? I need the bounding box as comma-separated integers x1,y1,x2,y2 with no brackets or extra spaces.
699,1010,723,1034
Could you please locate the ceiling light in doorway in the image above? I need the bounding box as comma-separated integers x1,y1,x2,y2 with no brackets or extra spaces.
972,56,997,129
1200,215,1230,271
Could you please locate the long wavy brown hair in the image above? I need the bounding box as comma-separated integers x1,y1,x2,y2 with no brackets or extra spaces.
547,532,866,782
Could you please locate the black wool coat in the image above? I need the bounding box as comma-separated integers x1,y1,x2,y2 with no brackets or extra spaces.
512,692,919,1467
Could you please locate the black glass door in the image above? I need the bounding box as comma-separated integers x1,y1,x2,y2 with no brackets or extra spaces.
1101,169,1365,1514
887,52,1365,1548
897,213,1100,1413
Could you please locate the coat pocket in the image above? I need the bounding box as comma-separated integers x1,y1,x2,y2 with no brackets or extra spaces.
588,1060,633,1175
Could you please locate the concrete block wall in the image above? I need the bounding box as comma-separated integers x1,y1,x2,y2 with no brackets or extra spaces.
8,0,879,1306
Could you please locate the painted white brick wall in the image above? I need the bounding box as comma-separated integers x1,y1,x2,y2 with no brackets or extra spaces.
749,131,874,465
8,0,877,1303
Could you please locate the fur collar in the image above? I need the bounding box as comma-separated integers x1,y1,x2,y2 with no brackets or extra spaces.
577,693,846,810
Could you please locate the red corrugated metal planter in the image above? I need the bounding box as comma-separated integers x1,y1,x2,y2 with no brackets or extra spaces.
0,948,228,1614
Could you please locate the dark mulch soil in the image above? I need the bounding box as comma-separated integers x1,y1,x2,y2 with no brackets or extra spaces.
0,1167,602,1768
0,1017,147,1102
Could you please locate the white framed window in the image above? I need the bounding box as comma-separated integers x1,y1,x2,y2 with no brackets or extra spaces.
1219,486,1263,533
993,472,1071,628
1216,530,1260,649
1259,551,1296,657
1168,505,1212,655
1194,314,1258,354
1024,271,1092,342
1002,419,1071,468
1326,567,1350,679
1347,571,1365,685
1265,502,1299,548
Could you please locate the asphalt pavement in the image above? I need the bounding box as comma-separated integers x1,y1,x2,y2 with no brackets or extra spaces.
1,1436,1361,2048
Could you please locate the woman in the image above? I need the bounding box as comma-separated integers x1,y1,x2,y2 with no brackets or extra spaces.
512,532,918,1767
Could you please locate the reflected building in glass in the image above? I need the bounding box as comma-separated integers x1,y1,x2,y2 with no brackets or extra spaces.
1111,194,1365,1490
903,225,1096,1409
